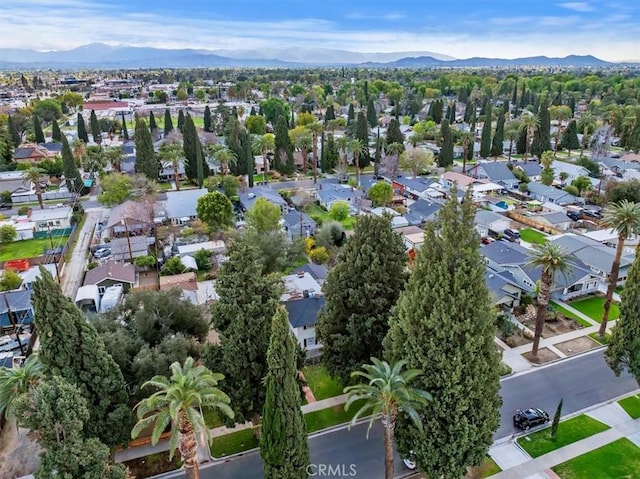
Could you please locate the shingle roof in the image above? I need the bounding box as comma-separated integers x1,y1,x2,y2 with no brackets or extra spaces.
0,289,33,314
284,297,326,328
481,241,530,265
83,260,136,286
527,183,577,203
474,162,518,182
475,210,508,226
163,188,207,219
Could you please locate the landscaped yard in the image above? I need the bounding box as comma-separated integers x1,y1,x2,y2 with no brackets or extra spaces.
618,395,640,419
476,456,502,478
0,236,70,262
516,414,609,458
550,302,594,328
570,297,619,321
304,399,366,433
519,228,548,245
210,427,259,458
552,438,640,479
306,204,357,230
588,332,611,345
302,365,344,401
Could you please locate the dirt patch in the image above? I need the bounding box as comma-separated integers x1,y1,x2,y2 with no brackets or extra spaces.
541,316,584,338
496,329,532,348
523,347,561,364
122,452,181,479
0,421,41,479
554,336,601,356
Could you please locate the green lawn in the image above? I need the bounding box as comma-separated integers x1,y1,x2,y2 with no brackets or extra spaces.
302,365,344,401
305,204,356,230
210,427,259,458
570,297,619,321
552,438,640,479
588,332,611,345
550,302,594,327
517,414,610,458
618,395,640,419
519,228,548,245
304,400,366,433
202,408,224,429
478,456,502,478
156,182,173,191
0,236,70,261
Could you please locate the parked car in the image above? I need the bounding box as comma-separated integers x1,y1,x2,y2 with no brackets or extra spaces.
567,211,581,221
503,229,521,242
0,203,11,210
93,247,111,259
513,408,549,430
402,451,417,470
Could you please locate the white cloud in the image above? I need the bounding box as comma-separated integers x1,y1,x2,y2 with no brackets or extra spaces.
558,2,595,12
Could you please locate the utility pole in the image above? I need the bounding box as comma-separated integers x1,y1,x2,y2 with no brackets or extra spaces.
47,224,61,283
122,219,134,263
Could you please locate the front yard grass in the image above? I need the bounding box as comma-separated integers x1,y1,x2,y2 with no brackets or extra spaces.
304,399,366,433
305,203,356,230
570,297,619,321
0,235,70,261
519,228,548,245
516,414,609,458
210,427,259,458
302,365,343,401
552,438,640,479
550,302,594,327
618,394,640,419
476,456,502,478
588,332,611,345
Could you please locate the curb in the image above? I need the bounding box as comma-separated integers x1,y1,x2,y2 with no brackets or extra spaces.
502,347,605,381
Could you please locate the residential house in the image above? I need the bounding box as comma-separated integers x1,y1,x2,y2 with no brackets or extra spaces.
41,142,62,155
176,240,226,257
294,263,329,285
106,200,156,236
29,206,73,232
159,272,199,303
238,186,289,213
316,183,364,211
512,161,543,182
0,289,34,329
390,176,437,200
404,199,442,226
475,210,511,237
1,219,35,240
13,144,56,164
440,171,503,198
18,264,57,289
110,236,150,261
395,225,425,250
158,161,186,183
282,271,324,355
370,207,409,229
552,161,590,185
532,212,573,231
83,260,137,295
163,188,207,225
526,182,580,206
282,210,316,239
485,269,525,311
467,162,519,190
582,229,638,255
0,171,33,199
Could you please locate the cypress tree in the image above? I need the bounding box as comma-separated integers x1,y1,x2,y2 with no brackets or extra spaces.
511,78,518,110
355,111,371,167
386,118,404,147
324,104,335,124
274,115,294,174
61,135,83,192
519,81,527,110
89,109,101,144
33,114,45,144
516,125,528,155
242,128,254,188
480,101,492,158
204,241,281,430
225,116,246,176
51,118,62,142
8,115,21,147
347,103,355,126
438,119,453,168
204,105,212,132
324,133,338,172
560,119,580,154
250,106,256,116
367,98,377,128
320,131,327,172
121,112,129,140
375,130,382,177
134,117,158,181
183,113,201,182
364,80,369,102
447,101,456,124
31,268,132,447
385,189,502,479
260,306,310,479
148,111,157,131
77,112,89,143
463,102,473,124
317,215,407,384
532,96,551,158
163,108,173,136
177,110,185,132
432,99,444,124
491,103,507,157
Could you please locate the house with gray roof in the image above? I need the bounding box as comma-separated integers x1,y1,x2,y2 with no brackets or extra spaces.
533,212,573,231
512,161,543,182
526,182,580,206
468,162,519,190
485,269,525,311
0,289,34,329
238,186,288,212
390,176,437,199
475,210,510,236
83,260,137,295
158,160,186,183
163,188,207,225
282,210,316,240
552,161,590,184
29,206,72,232
404,199,442,226
316,183,364,211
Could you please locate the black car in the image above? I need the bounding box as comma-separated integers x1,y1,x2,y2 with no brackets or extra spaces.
503,229,521,242
513,408,549,430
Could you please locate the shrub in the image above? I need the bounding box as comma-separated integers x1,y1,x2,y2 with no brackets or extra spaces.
328,201,350,221
521,294,534,306
194,248,212,271
309,246,329,264
17,206,29,216
134,255,157,268
87,261,98,270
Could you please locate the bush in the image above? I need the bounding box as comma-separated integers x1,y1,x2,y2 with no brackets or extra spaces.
194,248,212,271
87,261,98,270
17,206,29,216
309,246,329,264
134,255,157,268
328,201,350,222
521,294,534,307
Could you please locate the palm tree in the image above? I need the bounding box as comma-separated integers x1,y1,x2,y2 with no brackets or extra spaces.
104,146,125,173
158,142,184,191
526,243,572,358
251,133,275,183
0,354,44,419
132,357,234,479
23,167,46,209
344,358,431,479
294,132,313,179
550,105,572,157
578,112,596,158
521,114,540,161
457,130,475,173
348,138,367,187
309,122,324,184
504,127,519,163
211,147,238,177
599,200,640,338
72,138,86,168
385,141,404,179
540,150,554,170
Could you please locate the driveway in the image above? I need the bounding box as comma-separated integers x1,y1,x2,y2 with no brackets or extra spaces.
61,209,101,298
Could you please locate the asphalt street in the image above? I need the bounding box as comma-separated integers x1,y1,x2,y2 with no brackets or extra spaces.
162,350,637,479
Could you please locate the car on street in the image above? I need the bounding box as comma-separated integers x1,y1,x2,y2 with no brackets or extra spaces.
513,408,549,430
481,237,495,245
402,451,417,470
93,247,111,259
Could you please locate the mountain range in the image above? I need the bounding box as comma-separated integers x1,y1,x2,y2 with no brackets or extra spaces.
0,43,634,69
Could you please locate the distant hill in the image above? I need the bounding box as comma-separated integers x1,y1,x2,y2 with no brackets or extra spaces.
0,43,633,69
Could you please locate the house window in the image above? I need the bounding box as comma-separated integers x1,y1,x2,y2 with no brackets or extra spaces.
305,337,316,347
98,286,106,294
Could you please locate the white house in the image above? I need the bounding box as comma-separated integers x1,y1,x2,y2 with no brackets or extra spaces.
29,206,73,232
475,210,510,236
282,271,324,355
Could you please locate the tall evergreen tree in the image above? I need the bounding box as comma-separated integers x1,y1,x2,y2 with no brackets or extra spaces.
177,110,185,132
77,112,89,143
560,119,580,155
183,113,206,184
120,112,129,140
385,189,502,479
148,111,157,131
516,125,528,155
317,215,407,384
51,118,62,142
367,98,377,129
33,114,45,144
324,104,335,124
31,268,132,447
386,118,404,147
204,241,281,431
61,134,83,192
163,108,173,136
491,103,508,157
260,307,310,478
447,101,456,124
274,115,294,174
242,127,254,187
531,96,551,158
134,118,158,181
355,111,371,167
204,105,212,132
511,78,518,110
323,133,338,172
480,101,493,158
90,110,101,144
225,116,247,176
438,119,453,168
7,115,21,147
347,103,355,126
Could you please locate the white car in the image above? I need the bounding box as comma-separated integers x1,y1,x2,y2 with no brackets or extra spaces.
403,451,416,470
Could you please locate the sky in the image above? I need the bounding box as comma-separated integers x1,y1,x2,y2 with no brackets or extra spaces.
1,0,639,61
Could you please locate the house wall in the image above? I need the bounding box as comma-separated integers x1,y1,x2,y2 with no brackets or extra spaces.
559,278,600,300
290,324,321,351
94,278,133,295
